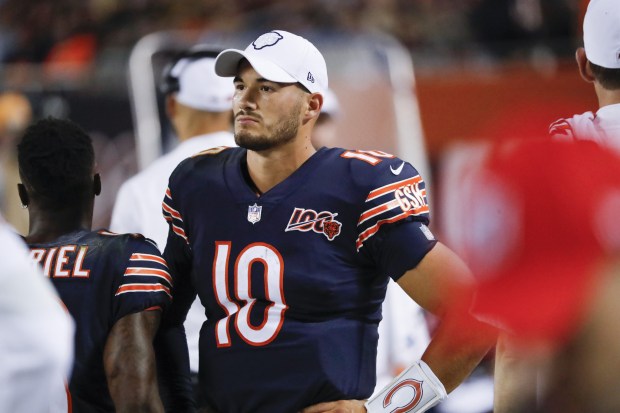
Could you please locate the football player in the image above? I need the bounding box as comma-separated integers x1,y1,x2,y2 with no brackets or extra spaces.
17,117,171,412
160,30,495,413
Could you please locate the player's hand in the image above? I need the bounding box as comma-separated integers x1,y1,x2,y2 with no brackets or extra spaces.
300,400,367,412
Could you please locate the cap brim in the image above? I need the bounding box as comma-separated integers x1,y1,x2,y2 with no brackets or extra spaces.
470,255,601,347
215,49,297,84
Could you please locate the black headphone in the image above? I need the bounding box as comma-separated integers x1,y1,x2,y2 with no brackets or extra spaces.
158,46,223,96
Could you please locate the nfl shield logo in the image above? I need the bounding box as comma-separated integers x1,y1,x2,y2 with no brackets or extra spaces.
247,203,262,224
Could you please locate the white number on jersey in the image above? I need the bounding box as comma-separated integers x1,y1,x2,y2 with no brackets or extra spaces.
213,242,287,347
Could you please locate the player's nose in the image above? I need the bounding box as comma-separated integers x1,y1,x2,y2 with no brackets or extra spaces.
234,87,257,111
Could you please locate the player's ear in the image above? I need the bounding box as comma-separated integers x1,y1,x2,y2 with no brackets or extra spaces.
93,173,101,196
17,183,29,207
305,92,323,122
165,95,176,118
576,47,595,83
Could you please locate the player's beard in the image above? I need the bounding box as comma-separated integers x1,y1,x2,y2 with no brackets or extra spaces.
234,99,302,151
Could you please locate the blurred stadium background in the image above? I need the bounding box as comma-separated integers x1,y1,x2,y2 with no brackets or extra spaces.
0,0,594,236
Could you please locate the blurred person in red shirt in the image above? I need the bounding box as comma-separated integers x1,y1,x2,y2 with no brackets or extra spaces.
453,138,620,413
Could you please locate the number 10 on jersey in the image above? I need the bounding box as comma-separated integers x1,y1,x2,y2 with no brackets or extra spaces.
213,241,288,347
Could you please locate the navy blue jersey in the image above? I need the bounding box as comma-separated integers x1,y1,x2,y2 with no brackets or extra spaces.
163,147,436,412
28,230,172,412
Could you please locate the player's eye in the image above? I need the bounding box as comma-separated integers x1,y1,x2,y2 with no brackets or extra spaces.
260,85,273,92
234,83,245,91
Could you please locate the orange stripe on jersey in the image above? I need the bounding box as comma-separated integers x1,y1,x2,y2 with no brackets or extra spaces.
115,283,171,298
355,207,429,250
172,224,188,241
162,202,183,221
145,306,163,311
130,253,168,267
358,199,401,225
366,176,423,201
165,188,172,198
124,267,173,284
549,120,573,136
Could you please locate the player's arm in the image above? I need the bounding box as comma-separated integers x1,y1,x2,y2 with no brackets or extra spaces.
396,242,496,393
156,204,197,412
359,242,496,413
153,274,196,413
104,309,165,413
493,333,539,413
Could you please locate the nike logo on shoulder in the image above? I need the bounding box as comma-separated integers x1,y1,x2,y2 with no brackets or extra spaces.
390,161,405,175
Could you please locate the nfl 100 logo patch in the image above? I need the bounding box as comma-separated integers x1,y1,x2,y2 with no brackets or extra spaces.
247,203,262,224
285,207,341,240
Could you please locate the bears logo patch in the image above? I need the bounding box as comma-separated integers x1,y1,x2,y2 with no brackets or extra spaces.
252,31,284,50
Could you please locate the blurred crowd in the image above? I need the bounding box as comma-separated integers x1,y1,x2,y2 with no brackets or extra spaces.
0,0,588,233
0,0,582,72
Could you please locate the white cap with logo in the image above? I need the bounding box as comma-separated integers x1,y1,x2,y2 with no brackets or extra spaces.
172,57,234,112
214,30,328,95
583,0,620,69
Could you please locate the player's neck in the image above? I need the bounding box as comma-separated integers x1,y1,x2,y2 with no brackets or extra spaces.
245,136,316,195
26,206,92,244
595,84,620,109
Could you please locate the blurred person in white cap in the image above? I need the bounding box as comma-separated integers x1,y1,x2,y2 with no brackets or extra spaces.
110,47,234,411
549,0,620,150
157,29,495,413
111,48,234,246
453,138,620,413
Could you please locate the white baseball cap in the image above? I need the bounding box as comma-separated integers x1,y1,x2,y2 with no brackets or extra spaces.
583,0,620,69
214,30,328,95
172,57,234,112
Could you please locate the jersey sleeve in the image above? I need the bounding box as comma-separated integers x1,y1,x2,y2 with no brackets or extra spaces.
162,186,190,245
549,112,596,142
549,117,576,141
112,237,172,322
355,157,437,280
155,172,197,411
161,168,196,326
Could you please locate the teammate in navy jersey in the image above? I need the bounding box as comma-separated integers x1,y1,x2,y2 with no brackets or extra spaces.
17,117,170,413
160,30,494,413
